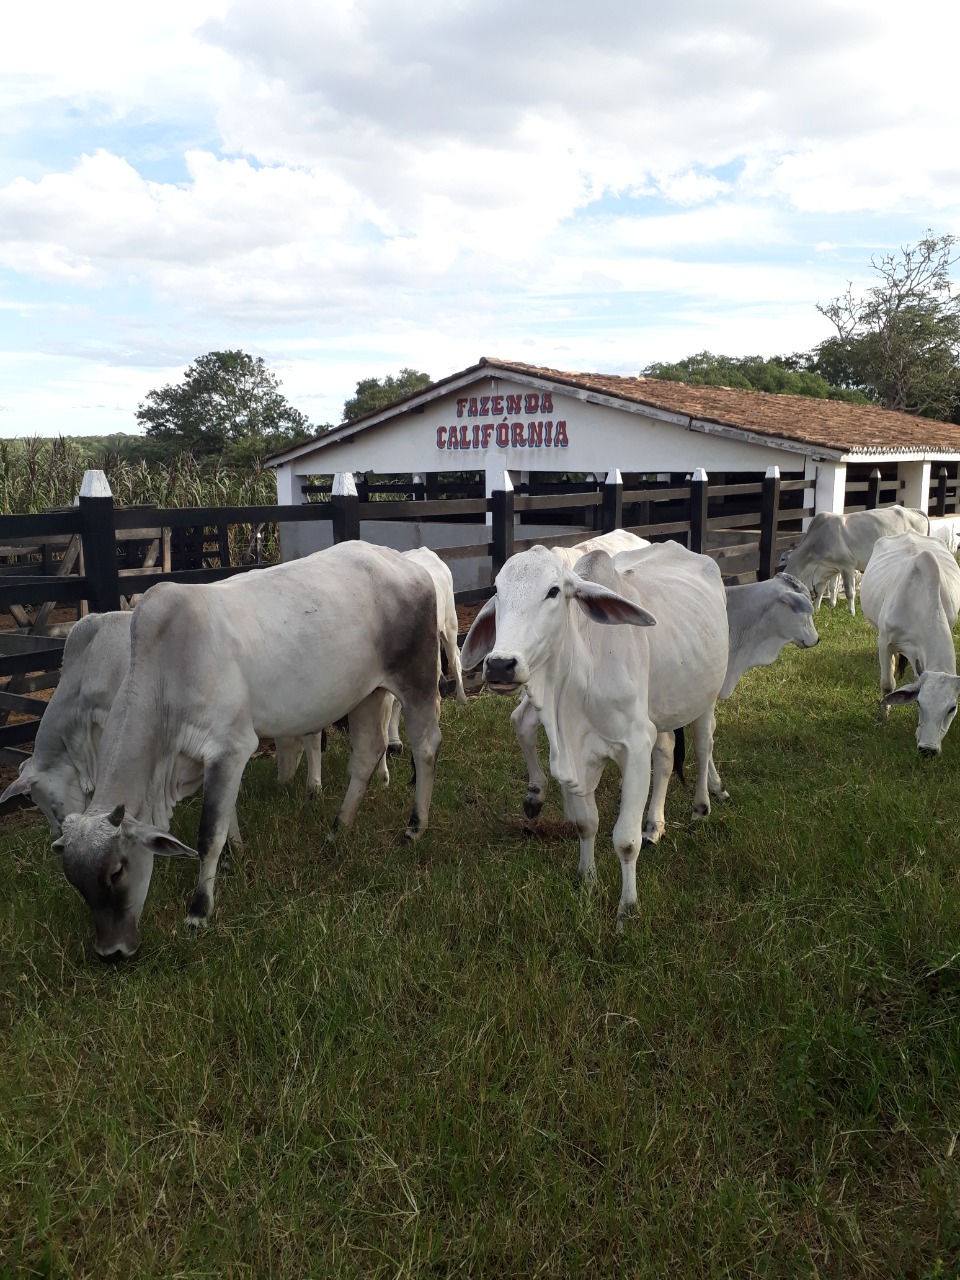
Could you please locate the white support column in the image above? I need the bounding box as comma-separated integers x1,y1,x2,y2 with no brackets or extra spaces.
274,462,315,561
898,460,931,512
813,460,847,516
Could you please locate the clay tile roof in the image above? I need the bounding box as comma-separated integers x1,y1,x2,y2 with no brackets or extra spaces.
484,357,960,456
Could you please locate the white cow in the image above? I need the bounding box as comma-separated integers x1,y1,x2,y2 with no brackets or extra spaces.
461,542,729,922
51,541,443,960
782,507,929,615
550,529,651,568
721,573,820,698
385,547,467,755
511,569,818,820
0,611,325,829
0,612,133,833
859,531,960,754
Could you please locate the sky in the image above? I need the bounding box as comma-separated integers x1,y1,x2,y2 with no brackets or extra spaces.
2,0,960,437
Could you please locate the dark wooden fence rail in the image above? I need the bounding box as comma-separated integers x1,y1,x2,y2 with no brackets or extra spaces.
0,467,815,765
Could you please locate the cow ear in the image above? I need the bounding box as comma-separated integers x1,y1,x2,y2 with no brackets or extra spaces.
883,682,921,706
567,577,657,627
0,773,34,805
461,597,497,671
134,823,200,859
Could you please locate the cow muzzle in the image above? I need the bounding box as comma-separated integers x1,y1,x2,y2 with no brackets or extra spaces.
484,655,522,695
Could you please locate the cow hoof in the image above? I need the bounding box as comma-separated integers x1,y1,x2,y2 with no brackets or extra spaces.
690,803,710,821
713,789,731,804
387,741,403,758
615,903,637,934
523,792,544,819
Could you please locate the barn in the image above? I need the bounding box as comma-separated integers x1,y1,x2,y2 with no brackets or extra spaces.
268,357,960,587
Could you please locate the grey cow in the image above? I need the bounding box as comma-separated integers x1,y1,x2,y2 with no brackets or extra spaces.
52,541,443,961
782,507,929,615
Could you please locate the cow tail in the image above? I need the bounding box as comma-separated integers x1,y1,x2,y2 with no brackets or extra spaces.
673,727,686,782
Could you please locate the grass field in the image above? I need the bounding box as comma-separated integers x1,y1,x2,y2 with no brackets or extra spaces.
2,604,960,1278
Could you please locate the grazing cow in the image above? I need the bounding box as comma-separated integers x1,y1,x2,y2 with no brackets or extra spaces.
859,531,960,754
461,542,728,922
51,541,442,960
0,612,133,833
721,573,820,698
782,507,929,615
385,548,467,756
0,611,322,830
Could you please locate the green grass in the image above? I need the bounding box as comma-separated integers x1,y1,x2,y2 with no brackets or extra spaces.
3,605,960,1278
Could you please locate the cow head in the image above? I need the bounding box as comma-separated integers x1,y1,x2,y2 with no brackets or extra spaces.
461,545,657,695
53,803,199,961
775,574,820,650
883,671,960,756
0,757,90,836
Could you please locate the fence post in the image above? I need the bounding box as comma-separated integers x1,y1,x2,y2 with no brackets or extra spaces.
490,471,515,577
689,468,708,554
331,472,360,543
758,465,781,581
76,469,121,613
866,467,881,510
937,466,948,517
601,469,623,533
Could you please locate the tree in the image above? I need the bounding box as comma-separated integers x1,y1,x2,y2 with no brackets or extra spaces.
136,351,314,462
640,351,868,403
814,232,960,419
343,368,432,422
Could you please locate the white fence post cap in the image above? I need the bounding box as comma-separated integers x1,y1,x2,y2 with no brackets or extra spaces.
333,472,358,498
692,468,708,482
77,469,112,499
765,465,781,479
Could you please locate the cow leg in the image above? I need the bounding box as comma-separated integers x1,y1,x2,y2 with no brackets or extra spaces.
562,755,604,885
275,736,303,785
689,709,720,823
642,730,674,844
614,727,656,923
512,695,549,819
188,741,257,925
842,567,857,615
397,690,441,843
442,626,468,705
878,640,898,721
332,690,392,831
302,732,324,792
386,696,403,757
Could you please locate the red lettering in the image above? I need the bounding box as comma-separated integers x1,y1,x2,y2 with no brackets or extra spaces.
512,422,526,447
496,421,510,448
437,426,447,448
540,391,553,413
554,420,569,448
527,421,543,447
456,398,468,418
468,396,478,416
491,394,504,415
544,421,553,446
459,424,469,448
479,395,490,416
481,423,494,449
472,423,480,448
506,394,522,415
447,426,459,449
524,393,539,414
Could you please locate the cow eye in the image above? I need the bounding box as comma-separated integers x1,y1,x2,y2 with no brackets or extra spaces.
546,586,560,599
110,865,124,886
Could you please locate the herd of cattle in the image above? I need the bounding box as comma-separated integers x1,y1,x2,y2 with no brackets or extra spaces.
1,504,956,958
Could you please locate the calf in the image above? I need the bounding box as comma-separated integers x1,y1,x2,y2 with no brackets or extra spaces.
859,531,960,754
51,541,442,960
722,573,819,698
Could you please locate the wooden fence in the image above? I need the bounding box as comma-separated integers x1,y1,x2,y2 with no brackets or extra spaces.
0,466,813,765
